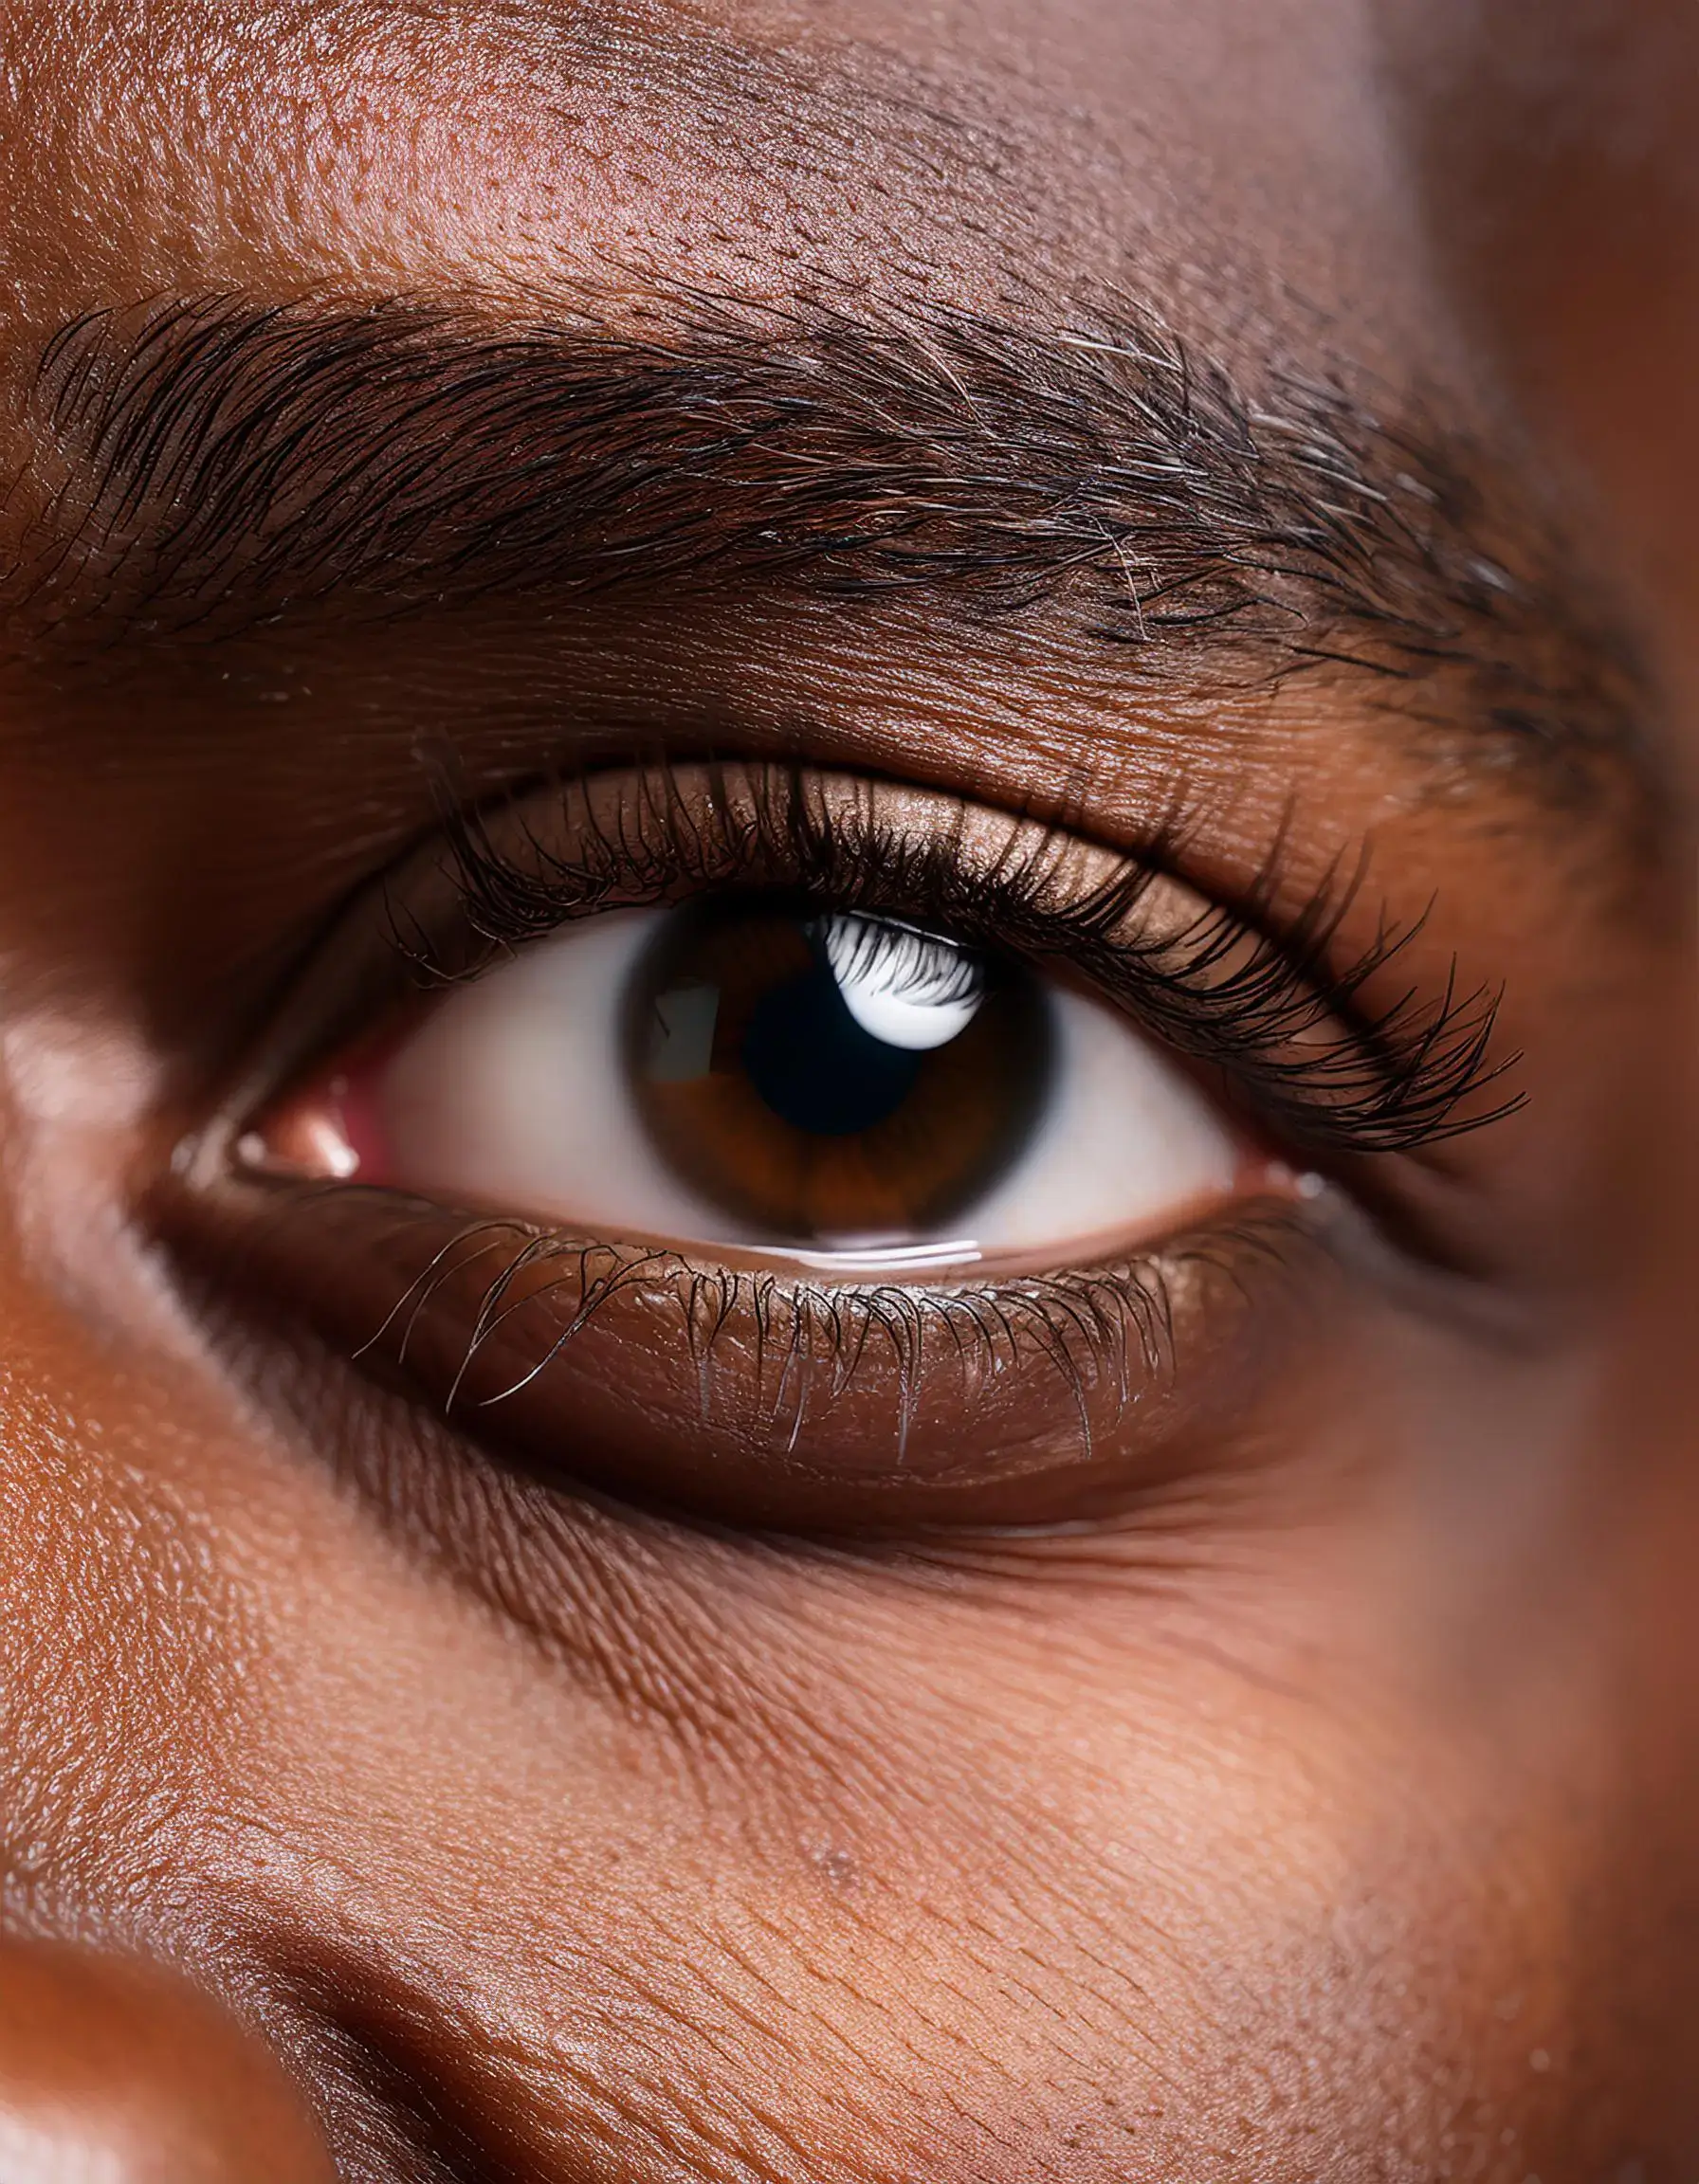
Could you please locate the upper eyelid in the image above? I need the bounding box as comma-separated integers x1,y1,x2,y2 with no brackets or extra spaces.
404,759,1214,991
379,758,1519,1158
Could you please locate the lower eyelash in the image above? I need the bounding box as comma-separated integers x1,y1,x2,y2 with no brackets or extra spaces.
363,1211,1161,1414
148,1151,1330,1535
320,1191,1308,1479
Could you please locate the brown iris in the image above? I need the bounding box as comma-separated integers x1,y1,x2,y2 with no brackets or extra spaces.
624,897,1053,1244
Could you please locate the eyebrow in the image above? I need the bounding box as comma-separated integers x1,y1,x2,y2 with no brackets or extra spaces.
11,289,1637,766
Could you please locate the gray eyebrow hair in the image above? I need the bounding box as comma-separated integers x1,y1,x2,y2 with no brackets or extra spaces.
11,289,1636,761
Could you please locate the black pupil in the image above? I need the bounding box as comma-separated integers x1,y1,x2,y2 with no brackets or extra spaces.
740,949,923,1137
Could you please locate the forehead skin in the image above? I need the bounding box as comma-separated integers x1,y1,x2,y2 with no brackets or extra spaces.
0,0,1446,379
1,4,1695,2183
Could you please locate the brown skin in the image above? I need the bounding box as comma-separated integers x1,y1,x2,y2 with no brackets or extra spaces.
0,1941,340,2183
2,3,1699,2180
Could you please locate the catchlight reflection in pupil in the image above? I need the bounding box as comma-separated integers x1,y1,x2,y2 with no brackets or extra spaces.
626,899,1054,1245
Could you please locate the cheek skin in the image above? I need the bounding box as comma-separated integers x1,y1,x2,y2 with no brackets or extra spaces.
0,1169,1608,2184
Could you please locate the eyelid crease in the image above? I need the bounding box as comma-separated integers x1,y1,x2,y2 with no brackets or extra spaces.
384,756,1521,1159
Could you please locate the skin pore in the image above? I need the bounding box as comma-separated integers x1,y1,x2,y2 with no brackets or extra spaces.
2,2,1699,2180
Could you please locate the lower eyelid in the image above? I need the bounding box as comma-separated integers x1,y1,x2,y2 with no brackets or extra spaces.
158,1174,1325,1533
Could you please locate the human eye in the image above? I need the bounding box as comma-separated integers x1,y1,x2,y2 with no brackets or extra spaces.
250,774,1249,1265
167,759,1510,1533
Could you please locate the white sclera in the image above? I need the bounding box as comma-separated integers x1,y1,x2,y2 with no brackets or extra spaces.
373,907,1241,1263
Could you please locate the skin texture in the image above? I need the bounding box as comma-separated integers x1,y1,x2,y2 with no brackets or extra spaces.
0,1940,340,2183
1,3,1698,2181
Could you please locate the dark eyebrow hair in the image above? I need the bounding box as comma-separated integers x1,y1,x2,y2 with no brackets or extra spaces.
9,289,1638,770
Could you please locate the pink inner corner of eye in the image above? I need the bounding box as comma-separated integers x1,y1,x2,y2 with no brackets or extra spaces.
241,1036,401,1186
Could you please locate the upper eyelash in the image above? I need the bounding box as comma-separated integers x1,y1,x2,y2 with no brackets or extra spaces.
394,759,1520,1158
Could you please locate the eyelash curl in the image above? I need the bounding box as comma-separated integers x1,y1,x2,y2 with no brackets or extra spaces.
400,756,1520,1160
